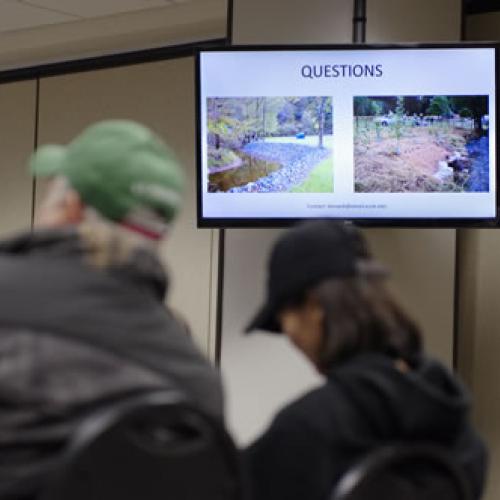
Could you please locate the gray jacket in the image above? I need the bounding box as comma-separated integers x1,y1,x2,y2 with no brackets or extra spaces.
0,228,223,498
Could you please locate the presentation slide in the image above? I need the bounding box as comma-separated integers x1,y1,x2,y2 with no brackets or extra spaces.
198,47,496,221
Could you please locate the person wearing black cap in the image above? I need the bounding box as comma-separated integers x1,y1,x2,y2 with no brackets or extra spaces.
244,220,487,500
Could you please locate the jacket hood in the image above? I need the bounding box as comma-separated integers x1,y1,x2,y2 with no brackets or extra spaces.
329,353,470,445
0,227,170,351
0,227,168,299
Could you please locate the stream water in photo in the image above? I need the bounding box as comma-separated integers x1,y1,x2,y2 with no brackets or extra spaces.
208,140,332,193
466,135,489,192
209,153,281,192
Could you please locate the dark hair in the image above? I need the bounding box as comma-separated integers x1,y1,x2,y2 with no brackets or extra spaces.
309,276,422,372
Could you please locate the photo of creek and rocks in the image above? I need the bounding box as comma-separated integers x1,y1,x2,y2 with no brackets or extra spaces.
354,95,489,193
207,97,333,193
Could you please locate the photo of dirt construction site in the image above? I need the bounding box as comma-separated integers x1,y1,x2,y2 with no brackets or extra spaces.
353,95,489,193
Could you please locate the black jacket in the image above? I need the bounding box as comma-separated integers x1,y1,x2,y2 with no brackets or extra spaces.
245,353,487,500
0,228,223,498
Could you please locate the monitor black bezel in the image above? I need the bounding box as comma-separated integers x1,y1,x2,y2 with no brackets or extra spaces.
196,42,500,228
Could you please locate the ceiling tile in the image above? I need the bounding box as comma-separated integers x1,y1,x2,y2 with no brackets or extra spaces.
0,0,77,33
22,0,178,18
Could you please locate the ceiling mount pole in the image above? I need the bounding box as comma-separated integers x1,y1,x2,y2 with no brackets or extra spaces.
352,0,367,43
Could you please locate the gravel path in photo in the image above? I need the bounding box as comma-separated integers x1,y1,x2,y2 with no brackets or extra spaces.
229,142,331,193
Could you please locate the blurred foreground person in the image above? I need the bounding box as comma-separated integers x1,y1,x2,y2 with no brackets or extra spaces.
0,120,223,498
245,221,487,500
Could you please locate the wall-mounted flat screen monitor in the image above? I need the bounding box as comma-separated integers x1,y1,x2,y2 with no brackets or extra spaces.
196,43,498,227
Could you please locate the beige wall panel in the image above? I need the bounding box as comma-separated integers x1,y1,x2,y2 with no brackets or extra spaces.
0,81,36,235
366,0,461,42
37,58,217,356
466,12,500,41
461,14,500,500
364,229,455,365
232,0,352,44
220,229,323,445
457,229,500,500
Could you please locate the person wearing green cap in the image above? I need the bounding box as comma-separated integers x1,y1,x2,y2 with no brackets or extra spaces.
0,120,223,498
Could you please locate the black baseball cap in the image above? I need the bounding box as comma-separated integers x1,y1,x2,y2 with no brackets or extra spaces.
245,220,387,333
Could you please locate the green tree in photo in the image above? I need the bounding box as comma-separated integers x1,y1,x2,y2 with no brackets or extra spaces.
316,97,328,148
459,107,472,118
450,96,488,134
207,99,232,150
371,100,383,141
354,97,373,116
207,99,244,170
371,100,383,116
392,96,405,154
375,120,382,142
427,96,452,117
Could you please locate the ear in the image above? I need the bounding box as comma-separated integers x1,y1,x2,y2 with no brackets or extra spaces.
62,189,85,224
305,294,324,324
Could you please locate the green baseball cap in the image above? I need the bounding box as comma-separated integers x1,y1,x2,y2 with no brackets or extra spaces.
31,120,185,238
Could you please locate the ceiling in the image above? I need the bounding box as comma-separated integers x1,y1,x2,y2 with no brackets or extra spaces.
0,0,190,33
0,0,226,70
